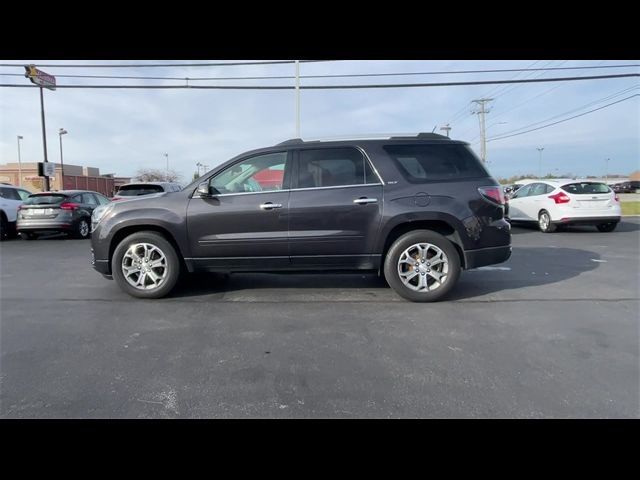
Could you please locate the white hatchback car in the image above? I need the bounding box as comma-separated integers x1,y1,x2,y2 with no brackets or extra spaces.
507,179,621,233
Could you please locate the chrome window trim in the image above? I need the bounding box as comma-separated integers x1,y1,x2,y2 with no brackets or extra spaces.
289,183,382,193
354,146,385,185
192,182,383,199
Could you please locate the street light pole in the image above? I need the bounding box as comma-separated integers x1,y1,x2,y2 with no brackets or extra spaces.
58,128,68,190
295,60,300,138
164,153,169,181
605,158,610,184
16,135,23,187
537,147,545,178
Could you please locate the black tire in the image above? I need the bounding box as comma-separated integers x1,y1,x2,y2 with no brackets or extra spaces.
383,230,461,302
73,217,91,239
0,214,7,241
19,232,38,240
596,222,618,232
538,210,556,233
112,231,181,299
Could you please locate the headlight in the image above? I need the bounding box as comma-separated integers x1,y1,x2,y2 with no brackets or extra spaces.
91,204,113,231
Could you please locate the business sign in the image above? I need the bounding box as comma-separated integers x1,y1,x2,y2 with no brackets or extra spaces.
24,64,56,91
37,162,56,177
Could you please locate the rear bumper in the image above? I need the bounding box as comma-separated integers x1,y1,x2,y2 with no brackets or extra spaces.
463,244,512,270
17,219,74,232
553,216,620,226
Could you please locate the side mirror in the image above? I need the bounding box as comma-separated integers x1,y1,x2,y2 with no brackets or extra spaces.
197,181,211,196
197,181,220,197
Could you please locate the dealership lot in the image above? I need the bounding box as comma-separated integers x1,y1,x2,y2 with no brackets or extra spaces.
1,220,638,418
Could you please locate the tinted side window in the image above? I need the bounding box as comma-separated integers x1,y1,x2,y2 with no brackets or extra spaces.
17,189,32,200
529,183,548,196
383,144,488,182
0,187,20,200
513,184,532,198
95,194,110,205
82,193,98,206
297,147,373,188
210,151,288,194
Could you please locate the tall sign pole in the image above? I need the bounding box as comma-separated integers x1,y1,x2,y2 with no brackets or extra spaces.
24,65,56,191
295,60,300,138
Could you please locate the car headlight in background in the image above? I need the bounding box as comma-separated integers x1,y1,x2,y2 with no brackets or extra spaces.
91,204,113,232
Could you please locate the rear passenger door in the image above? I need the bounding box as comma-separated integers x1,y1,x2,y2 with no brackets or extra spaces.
288,147,383,269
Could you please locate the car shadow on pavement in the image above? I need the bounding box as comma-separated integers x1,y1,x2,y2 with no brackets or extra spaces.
510,220,639,234
168,246,601,301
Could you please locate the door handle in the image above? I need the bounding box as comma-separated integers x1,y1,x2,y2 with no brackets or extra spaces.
260,202,283,210
353,197,378,205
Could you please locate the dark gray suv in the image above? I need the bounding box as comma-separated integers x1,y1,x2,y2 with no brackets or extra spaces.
91,133,511,301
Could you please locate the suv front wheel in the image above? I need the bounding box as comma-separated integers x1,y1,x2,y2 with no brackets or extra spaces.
383,230,461,302
112,231,181,299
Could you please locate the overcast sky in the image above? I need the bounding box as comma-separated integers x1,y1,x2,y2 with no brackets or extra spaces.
1,60,638,182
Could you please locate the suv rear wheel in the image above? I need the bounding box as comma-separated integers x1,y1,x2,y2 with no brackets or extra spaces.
383,230,461,302
112,231,181,299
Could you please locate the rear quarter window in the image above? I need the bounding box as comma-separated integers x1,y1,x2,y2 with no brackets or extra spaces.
383,144,489,182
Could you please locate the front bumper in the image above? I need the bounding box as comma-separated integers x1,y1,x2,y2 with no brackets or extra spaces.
91,248,112,278
463,245,512,269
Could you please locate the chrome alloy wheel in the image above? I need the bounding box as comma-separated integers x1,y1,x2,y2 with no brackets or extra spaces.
122,243,168,290
79,219,90,237
397,243,449,292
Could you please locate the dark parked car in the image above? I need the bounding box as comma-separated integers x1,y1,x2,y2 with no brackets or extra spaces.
91,133,511,302
112,182,183,201
17,190,110,240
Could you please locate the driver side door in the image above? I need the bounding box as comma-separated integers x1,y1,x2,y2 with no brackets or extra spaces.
186,151,292,271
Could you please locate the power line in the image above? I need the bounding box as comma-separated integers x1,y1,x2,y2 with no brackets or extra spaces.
0,60,329,68
487,94,639,142
2,73,637,90
1,63,638,79
483,84,640,139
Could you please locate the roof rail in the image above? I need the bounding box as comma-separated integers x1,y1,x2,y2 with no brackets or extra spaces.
276,132,452,145
276,138,305,146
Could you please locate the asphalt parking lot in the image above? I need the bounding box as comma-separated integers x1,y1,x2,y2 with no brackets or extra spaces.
1,220,638,418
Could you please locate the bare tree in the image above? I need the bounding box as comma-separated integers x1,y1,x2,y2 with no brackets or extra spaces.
134,168,183,183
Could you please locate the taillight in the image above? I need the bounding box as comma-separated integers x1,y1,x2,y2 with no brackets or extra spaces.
548,192,570,204
60,202,80,210
614,194,620,202
478,186,505,205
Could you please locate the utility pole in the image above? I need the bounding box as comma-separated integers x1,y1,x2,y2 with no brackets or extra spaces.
295,60,300,138
16,135,23,187
471,98,493,162
605,158,610,184
439,123,452,137
537,147,545,178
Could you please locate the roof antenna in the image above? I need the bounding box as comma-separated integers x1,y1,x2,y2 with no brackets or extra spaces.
432,125,437,133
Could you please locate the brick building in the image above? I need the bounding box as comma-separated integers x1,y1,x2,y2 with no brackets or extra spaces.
0,162,130,196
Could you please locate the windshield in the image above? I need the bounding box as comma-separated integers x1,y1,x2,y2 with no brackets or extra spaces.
561,182,611,195
116,185,164,196
23,194,68,205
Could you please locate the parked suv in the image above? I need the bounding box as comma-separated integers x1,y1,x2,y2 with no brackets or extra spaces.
112,182,183,201
0,184,32,240
17,190,110,239
91,134,511,301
